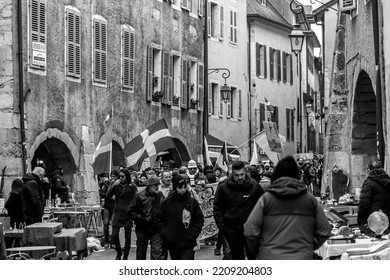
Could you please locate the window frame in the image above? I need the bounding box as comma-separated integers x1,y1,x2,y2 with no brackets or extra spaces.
121,24,135,92
65,6,81,81
92,15,108,87
229,8,238,45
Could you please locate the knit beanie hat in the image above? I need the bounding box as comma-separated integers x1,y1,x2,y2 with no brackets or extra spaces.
271,155,300,182
172,174,187,190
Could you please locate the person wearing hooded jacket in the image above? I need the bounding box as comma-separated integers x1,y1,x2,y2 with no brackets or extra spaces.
21,167,46,225
213,160,264,260
244,155,331,260
157,174,204,260
357,161,390,235
50,166,69,203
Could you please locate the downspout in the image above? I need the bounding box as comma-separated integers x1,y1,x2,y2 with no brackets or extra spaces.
248,20,252,160
203,0,209,165
18,0,27,174
372,0,384,165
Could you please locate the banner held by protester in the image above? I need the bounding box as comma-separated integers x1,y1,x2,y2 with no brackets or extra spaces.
197,182,219,240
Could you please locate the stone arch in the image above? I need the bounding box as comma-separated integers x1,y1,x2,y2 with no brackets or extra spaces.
28,128,80,172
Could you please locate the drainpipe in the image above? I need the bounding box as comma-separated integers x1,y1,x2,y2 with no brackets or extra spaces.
248,20,252,160
18,0,27,174
203,0,209,165
372,0,384,165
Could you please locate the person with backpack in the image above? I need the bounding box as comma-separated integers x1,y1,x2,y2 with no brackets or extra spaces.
157,174,204,260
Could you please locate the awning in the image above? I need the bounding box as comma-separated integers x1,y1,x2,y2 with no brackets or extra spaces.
205,134,241,157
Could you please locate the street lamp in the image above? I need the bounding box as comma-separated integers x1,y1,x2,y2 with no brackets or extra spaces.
289,0,305,153
207,68,231,103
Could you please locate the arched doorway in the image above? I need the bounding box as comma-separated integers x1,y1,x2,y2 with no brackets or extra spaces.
32,137,77,187
351,71,378,168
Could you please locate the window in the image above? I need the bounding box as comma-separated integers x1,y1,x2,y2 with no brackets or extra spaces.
238,89,242,120
256,43,267,78
275,49,281,82
161,51,172,105
219,86,224,117
181,0,189,10
282,52,293,84
181,57,188,109
198,63,204,111
29,0,47,71
227,87,236,119
259,103,265,131
229,9,237,44
121,25,135,91
208,2,218,38
93,16,107,85
65,7,81,79
209,82,219,115
146,45,162,102
286,108,295,141
269,47,274,80
172,54,181,106
219,6,224,40
189,60,198,109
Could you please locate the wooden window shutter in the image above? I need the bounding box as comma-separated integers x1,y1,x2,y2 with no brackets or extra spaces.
291,109,295,140
66,9,81,78
219,6,224,40
146,45,153,101
198,63,204,111
30,0,46,69
168,54,173,105
226,92,231,118
219,88,223,117
101,21,107,83
290,54,294,85
269,47,274,80
129,31,135,90
207,1,211,36
181,58,188,109
162,51,170,104
277,50,281,82
286,108,290,140
93,18,107,83
263,45,267,78
208,83,212,115
274,106,279,129
238,89,242,119
122,27,130,88
93,19,101,82
255,43,260,77
282,51,287,83
260,103,265,131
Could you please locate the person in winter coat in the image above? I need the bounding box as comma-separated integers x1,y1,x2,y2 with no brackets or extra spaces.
129,175,165,260
50,166,69,203
158,174,204,260
213,160,264,260
5,178,24,228
244,155,331,260
106,168,137,260
21,167,46,225
98,170,118,248
357,161,390,234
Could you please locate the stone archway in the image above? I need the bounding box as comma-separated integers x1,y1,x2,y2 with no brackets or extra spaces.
351,71,378,179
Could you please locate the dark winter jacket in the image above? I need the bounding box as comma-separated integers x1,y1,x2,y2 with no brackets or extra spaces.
244,177,331,260
21,173,44,224
106,181,137,227
51,169,69,202
5,193,24,228
213,175,264,231
357,169,390,233
98,180,115,211
158,191,204,249
129,187,165,233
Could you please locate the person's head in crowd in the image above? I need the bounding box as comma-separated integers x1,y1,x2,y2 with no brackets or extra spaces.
214,167,222,178
187,160,198,175
172,169,179,177
32,166,46,180
303,160,312,169
130,171,139,186
197,162,204,174
172,174,189,196
119,165,125,171
297,157,304,167
271,155,300,183
231,161,247,185
11,178,23,195
146,169,156,178
248,165,261,183
204,165,216,183
118,168,132,185
367,160,383,175
161,170,172,187
178,165,187,175
138,172,148,186
110,170,119,181
146,175,160,195
263,162,271,172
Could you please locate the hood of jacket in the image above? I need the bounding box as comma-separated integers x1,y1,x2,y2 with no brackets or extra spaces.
226,174,253,191
367,169,390,189
22,172,39,183
267,177,307,197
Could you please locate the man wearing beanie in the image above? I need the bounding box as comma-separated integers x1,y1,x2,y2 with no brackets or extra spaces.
157,174,204,260
244,155,331,259
213,161,264,260
129,175,165,260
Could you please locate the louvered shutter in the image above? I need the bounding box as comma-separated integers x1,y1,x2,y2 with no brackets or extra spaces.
256,43,260,77
286,108,290,140
101,22,107,83
162,51,170,104
93,18,107,83
260,103,265,131
282,51,287,83
198,63,204,111
291,109,295,140
219,6,224,40
219,89,223,117
30,0,46,69
208,83,212,115
264,45,267,78
277,50,281,82
238,89,242,119
66,9,81,78
290,54,293,85
122,27,130,88
269,47,274,80
146,45,153,101
168,54,173,105
226,92,231,118
207,1,211,36
181,58,188,109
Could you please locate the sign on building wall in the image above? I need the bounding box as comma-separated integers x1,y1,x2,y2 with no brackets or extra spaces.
32,42,46,67
263,121,283,153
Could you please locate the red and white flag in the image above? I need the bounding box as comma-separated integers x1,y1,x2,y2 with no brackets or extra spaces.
124,119,176,171
92,113,113,175
214,140,228,173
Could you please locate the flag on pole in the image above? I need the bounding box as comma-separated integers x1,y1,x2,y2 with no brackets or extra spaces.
214,140,228,173
123,119,176,171
249,141,259,166
92,113,113,175
204,135,212,166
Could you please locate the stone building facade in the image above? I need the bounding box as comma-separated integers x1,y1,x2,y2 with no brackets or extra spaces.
0,0,204,204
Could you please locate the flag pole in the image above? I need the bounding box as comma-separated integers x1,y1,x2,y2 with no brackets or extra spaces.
228,130,264,156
